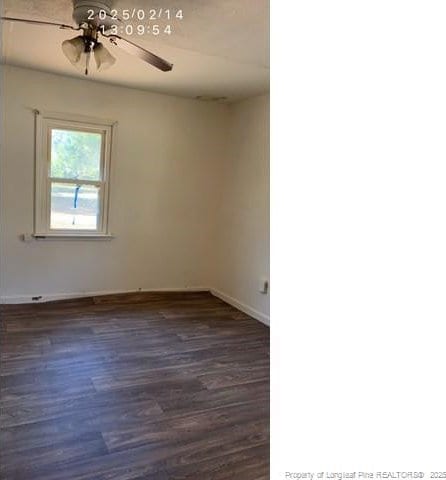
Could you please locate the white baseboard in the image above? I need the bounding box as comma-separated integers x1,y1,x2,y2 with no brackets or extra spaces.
1,286,270,327
0,287,209,305
210,288,270,326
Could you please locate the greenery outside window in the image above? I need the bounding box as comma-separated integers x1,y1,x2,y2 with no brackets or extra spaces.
35,111,115,237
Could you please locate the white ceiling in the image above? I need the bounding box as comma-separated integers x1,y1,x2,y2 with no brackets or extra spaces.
1,0,269,101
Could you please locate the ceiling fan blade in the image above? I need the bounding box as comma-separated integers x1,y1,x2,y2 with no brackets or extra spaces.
104,34,173,72
0,16,77,30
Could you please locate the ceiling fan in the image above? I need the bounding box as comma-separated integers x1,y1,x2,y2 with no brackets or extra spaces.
0,0,173,75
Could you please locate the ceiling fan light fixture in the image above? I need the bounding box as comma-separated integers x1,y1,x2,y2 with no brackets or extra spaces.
61,35,85,65
94,42,116,71
2,8,173,74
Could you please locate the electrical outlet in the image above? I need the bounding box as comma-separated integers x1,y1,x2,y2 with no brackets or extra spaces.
259,278,269,294
22,233,34,243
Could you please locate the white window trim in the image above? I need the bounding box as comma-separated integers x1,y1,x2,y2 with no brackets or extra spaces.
34,110,116,238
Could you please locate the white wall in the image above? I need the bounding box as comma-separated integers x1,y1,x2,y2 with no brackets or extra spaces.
0,66,269,324
0,65,229,301
211,95,270,324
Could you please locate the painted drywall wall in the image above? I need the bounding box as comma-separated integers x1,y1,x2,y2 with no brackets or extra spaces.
211,95,270,324
0,67,270,324
0,65,229,301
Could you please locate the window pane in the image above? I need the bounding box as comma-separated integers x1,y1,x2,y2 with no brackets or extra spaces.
50,183,100,230
51,129,102,181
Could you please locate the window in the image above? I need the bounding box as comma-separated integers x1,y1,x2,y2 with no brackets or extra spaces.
35,111,115,237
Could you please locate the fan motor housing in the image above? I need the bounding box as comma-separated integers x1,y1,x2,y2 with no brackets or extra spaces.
72,0,114,28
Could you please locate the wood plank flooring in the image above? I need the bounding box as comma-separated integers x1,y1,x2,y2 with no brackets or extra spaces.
0,291,269,480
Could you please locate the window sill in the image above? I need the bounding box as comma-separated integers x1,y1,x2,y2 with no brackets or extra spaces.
31,233,114,240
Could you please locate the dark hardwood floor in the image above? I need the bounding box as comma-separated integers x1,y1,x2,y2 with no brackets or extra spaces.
0,291,269,480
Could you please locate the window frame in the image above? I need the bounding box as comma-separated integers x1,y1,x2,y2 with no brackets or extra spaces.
35,111,115,238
